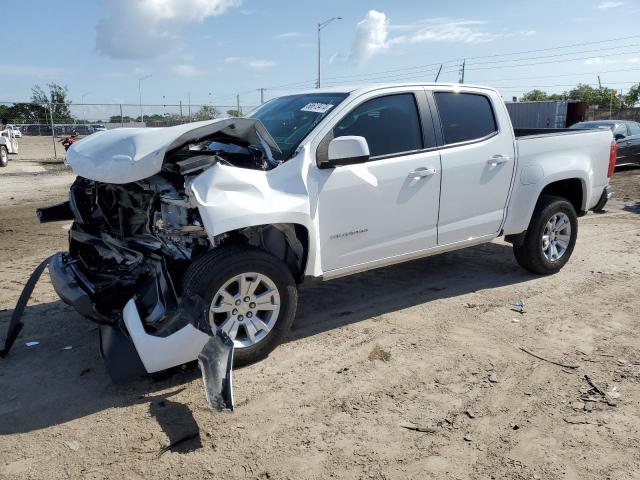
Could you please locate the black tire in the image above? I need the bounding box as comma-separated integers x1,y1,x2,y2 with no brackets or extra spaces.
182,245,297,366
513,195,578,275
0,146,8,167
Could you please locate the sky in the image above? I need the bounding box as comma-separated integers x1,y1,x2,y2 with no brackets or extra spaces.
1,0,640,119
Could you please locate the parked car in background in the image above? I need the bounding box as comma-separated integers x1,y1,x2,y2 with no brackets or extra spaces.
570,120,640,167
8,125,22,138
90,124,107,133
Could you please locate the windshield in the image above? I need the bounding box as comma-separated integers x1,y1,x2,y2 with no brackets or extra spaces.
249,92,348,160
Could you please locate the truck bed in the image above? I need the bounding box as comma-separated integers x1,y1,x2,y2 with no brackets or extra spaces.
514,128,589,138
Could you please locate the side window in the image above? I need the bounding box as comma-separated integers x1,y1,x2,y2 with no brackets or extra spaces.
627,122,640,135
434,92,497,144
333,94,423,157
614,123,628,136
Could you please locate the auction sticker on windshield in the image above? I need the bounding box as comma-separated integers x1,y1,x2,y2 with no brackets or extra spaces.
301,103,334,113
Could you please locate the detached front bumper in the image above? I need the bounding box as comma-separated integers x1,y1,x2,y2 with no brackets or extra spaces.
48,252,213,380
49,253,113,324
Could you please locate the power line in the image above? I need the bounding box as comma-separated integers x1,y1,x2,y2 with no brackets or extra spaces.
316,34,640,83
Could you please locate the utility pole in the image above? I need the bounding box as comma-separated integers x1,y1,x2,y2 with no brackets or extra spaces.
316,16,342,88
188,92,192,122
138,74,152,124
459,59,466,84
119,103,124,127
81,92,91,123
434,65,443,82
48,103,57,159
236,93,241,116
258,88,266,104
597,75,602,89
179,101,184,122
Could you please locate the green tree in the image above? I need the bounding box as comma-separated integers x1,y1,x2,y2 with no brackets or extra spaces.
31,83,73,121
193,104,219,120
566,84,623,109
624,83,640,107
226,109,241,117
520,89,550,101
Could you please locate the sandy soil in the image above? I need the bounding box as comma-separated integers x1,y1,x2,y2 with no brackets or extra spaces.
1,165,639,480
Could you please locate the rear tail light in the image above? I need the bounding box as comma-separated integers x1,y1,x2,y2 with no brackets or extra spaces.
608,140,617,177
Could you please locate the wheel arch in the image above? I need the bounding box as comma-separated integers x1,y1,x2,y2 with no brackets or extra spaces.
213,223,310,283
538,177,585,216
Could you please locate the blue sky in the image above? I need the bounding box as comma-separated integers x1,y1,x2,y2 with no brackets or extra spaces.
1,0,639,117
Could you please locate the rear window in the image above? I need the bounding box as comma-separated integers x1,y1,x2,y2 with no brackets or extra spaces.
434,92,497,144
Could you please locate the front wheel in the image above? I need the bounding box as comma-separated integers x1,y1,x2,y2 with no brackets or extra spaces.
182,246,298,366
0,146,8,167
513,195,578,275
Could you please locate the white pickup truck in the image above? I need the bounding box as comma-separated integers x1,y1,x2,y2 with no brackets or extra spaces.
0,124,19,167
32,83,614,381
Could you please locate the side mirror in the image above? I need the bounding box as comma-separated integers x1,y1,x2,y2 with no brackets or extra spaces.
614,133,625,141
319,136,370,169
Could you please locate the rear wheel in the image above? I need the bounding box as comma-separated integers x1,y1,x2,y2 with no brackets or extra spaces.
183,246,298,366
0,146,8,167
513,195,578,275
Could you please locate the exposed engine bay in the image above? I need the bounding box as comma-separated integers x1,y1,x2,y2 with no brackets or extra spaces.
56,129,283,335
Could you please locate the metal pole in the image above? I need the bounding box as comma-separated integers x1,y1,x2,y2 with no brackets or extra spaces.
48,103,57,159
609,90,613,119
179,101,183,122
259,88,265,104
119,103,124,128
236,94,241,116
459,59,466,83
317,24,321,88
138,79,143,122
434,65,443,82
316,17,341,89
188,92,192,122
138,74,151,124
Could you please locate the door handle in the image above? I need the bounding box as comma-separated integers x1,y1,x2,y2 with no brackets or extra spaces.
408,167,437,179
487,154,510,166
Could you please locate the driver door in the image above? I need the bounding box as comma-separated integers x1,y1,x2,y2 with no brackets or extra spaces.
314,90,441,274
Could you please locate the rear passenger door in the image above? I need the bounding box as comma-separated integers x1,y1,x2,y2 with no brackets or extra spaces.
432,90,515,245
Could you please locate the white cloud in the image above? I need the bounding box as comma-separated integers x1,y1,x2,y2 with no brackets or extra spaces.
597,1,624,9
96,0,241,59
275,32,306,39
224,57,275,70
0,65,66,77
350,11,536,65
350,10,390,65
171,64,204,77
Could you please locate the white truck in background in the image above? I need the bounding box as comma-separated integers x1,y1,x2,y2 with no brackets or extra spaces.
20,83,614,382
0,123,19,167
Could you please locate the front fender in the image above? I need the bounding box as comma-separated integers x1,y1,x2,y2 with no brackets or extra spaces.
190,160,313,240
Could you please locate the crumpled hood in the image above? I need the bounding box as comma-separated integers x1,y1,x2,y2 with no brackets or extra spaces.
66,118,280,184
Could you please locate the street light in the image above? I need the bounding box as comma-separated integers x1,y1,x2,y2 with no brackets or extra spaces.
138,74,152,124
81,91,91,124
317,16,342,88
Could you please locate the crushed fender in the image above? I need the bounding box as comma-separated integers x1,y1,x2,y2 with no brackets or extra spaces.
0,255,55,358
197,331,235,411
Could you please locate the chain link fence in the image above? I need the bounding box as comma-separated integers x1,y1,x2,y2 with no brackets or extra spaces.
0,101,259,160
587,106,640,122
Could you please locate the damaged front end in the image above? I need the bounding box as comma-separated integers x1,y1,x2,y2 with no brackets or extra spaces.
4,119,284,408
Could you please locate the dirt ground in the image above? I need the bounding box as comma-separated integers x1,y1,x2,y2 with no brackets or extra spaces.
1,156,639,479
